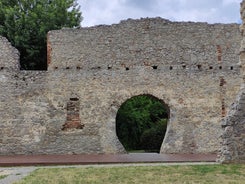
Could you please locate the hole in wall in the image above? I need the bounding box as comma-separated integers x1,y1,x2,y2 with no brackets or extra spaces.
66,67,70,69
169,66,173,70
116,94,169,153
76,66,81,69
219,66,222,70
125,67,129,71
197,65,201,70
152,65,158,70
230,66,233,70
182,65,186,69
70,97,79,101
91,66,101,70
209,66,213,70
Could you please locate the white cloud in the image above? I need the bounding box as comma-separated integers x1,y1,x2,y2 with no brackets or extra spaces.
78,0,241,27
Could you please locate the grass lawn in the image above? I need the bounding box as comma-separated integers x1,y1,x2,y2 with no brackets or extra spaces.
15,164,245,184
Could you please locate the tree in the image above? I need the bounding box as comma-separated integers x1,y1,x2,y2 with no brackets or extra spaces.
0,0,82,70
140,119,167,152
116,95,168,151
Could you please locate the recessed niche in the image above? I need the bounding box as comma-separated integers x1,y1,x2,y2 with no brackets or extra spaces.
209,66,213,70
66,67,70,69
197,65,201,69
76,66,81,69
230,66,233,70
62,97,84,131
219,66,222,70
182,65,186,69
169,66,173,70
125,67,129,71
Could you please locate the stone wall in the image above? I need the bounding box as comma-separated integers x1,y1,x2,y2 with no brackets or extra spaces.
0,36,48,154
0,18,243,155
0,36,19,70
218,1,245,163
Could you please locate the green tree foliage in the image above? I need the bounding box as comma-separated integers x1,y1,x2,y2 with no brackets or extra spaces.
140,119,168,152
116,95,168,152
0,0,82,70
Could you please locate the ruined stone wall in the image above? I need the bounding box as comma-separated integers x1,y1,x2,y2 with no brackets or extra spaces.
0,36,49,154
0,19,243,155
0,36,19,70
218,1,245,163
46,19,241,154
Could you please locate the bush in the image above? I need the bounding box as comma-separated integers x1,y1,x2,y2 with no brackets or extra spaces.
116,95,169,151
140,119,167,152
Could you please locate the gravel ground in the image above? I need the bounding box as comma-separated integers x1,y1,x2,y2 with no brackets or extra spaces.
0,167,36,184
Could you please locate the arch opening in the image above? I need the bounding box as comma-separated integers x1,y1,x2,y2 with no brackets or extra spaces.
116,94,169,153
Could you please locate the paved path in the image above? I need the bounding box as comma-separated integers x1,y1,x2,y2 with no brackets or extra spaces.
0,153,217,166
0,153,217,184
0,167,36,184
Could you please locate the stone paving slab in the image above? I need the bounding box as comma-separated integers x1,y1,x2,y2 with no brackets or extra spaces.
0,153,217,167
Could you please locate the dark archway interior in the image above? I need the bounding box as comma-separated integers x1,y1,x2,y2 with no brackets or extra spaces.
116,94,169,153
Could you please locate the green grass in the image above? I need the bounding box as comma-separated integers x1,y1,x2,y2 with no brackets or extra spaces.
0,175,8,179
127,150,147,153
15,164,245,184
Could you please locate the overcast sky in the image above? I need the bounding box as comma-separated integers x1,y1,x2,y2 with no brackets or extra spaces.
78,0,241,27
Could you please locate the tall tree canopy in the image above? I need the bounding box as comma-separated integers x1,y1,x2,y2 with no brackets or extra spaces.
0,0,82,70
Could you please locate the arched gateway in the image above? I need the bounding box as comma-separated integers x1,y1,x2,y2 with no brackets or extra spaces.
115,94,169,153
0,16,244,161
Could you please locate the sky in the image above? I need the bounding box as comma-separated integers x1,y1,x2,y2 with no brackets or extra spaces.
78,0,242,27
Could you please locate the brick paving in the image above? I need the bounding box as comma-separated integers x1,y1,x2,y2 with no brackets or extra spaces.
0,153,217,167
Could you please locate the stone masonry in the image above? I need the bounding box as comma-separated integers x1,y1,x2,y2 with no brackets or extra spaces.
218,1,245,163
0,17,243,156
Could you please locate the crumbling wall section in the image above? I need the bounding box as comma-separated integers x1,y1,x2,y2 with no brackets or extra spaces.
218,1,245,163
0,36,49,155
0,36,19,70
